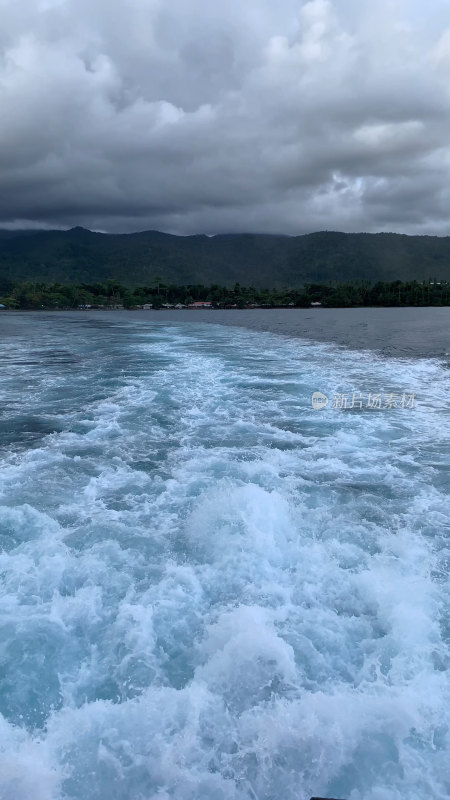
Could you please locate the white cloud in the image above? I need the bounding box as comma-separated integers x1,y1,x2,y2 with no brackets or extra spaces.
1,0,450,234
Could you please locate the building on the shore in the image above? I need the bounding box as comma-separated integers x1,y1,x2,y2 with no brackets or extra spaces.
188,301,213,308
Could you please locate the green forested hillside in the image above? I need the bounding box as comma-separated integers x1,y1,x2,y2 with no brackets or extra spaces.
1,227,450,287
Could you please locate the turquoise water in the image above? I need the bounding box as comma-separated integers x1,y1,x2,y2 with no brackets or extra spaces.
0,314,449,800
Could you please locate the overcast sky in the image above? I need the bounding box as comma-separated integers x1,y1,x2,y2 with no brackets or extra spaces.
1,0,450,235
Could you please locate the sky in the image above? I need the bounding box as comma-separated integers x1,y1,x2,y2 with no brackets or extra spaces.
1,0,450,235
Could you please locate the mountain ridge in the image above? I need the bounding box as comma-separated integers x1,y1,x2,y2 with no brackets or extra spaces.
1,227,450,287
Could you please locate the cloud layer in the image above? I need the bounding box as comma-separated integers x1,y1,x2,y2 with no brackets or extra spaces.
1,0,450,234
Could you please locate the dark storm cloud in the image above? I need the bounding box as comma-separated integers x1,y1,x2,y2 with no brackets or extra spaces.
1,0,450,234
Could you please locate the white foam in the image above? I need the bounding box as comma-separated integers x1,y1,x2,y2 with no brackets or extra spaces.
0,318,449,799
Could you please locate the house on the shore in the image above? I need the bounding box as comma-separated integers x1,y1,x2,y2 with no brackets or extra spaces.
188,301,213,309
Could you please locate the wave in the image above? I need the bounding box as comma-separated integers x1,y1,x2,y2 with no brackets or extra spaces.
0,318,449,799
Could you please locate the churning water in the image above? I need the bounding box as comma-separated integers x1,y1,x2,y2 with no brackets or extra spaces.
0,312,449,800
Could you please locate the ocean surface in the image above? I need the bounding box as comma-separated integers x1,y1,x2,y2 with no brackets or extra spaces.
0,309,449,800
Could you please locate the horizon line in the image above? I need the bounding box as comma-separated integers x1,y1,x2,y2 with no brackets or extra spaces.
1,225,450,240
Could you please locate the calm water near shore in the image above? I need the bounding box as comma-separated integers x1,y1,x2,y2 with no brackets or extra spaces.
137,306,450,360
3,306,450,359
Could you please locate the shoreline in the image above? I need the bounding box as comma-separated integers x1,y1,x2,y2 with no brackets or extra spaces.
2,303,450,312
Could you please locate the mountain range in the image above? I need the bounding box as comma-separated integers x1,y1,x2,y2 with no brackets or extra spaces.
1,227,450,287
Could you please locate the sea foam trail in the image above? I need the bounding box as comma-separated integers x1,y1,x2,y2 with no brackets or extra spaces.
0,315,449,800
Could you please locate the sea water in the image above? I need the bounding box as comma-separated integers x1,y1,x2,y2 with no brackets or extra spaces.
0,313,449,800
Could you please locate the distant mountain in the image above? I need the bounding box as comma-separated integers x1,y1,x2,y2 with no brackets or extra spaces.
1,227,450,287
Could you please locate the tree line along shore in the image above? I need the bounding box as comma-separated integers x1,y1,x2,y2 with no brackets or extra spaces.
1,278,449,310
